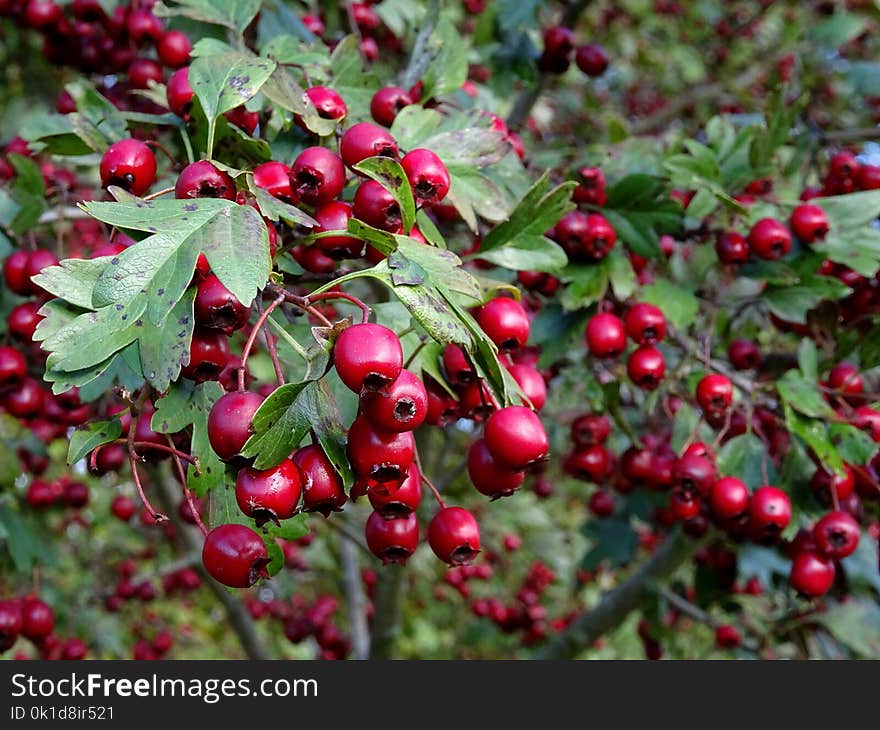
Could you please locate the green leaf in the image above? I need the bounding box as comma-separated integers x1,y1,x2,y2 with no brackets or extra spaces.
776,369,836,419
249,183,317,228
784,404,843,474
390,106,443,149
580,517,639,570
153,0,261,32
0,505,51,573
639,279,699,329
308,380,354,489
603,174,684,259
606,249,637,300
797,338,819,381
559,262,609,310
31,258,109,309
353,157,417,234
829,423,878,466
241,381,314,469
137,288,196,392
602,380,638,443
446,168,512,226
424,128,511,169
474,236,567,272
260,65,307,115
716,433,776,489
764,275,851,324
809,12,869,47
68,418,123,465
8,155,47,233
420,17,469,99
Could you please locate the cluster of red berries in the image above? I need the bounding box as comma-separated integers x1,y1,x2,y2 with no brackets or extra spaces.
0,594,85,659
539,25,610,77
298,1,403,64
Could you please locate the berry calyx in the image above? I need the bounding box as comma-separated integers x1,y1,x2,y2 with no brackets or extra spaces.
235,459,303,526
360,369,428,432
401,148,450,207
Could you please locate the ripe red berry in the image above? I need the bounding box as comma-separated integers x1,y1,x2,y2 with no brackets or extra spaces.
207,390,265,461
425,377,459,426
194,274,250,334
304,86,347,120
812,510,860,559
202,524,270,588
790,204,829,243
857,164,880,190
0,346,27,384
346,415,415,488
829,150,859,180
340,122,399,169
63,480,89,508
585,313,626,358
293,443,348,516
333,322,403,392
353,179,402,232
715,231,749,264
851,406,880,442
401,148,450,207
20,597,54,641
748,486,791,542
709,477,749,519
624,303,666,345
290,147,345,206
728,339,760,370
235,459,303,526
180,328,230,382
4,250,31,295
673,454,715,496
8,301,43,341
157,30,192,68
4,376,44,417
100,139,156,196
365,511,419,564
0,600,23,647
575,43,609,76
368,462,422,517
670,488,701,520
507,364,547,410
627,346,666,390
789,551,835,597
475,297,530,351
128,58,164,89
571,413,611,446
175,160,235,200
111,494,136,522
484,405,549,470
312,201,362,259
582,214,617,260
748,218,792,260
370,86,413,127
442,344,474,386
360,369,428,432
166,67,194,117
428,506,481,565
715,625,741,649
252,160,294,202
468,438,525,499
826,362,863,395
696,374,734,414
589,489,614,517
563,445,609,483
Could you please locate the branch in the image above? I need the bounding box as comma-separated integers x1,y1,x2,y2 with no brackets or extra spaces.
401,0,440,91
340,535,370,660
368,564,406,659
658,586,761,652
820,127,880,144
535,528,705,659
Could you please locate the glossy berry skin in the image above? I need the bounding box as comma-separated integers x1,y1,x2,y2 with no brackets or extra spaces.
442,344,474,386
370,86,412,127
696,374,734,414
20,597,54,641
670,488,701,521
748,218,792,260
468,438,525,499
252,160,294,202
507,364,547,411
207,390,264,462
585,313,626,359
715,232,749,264
340,122,399,169
728,339,760,370
333,323,403,392
304,86,347,120
851,406,880,442
826,362,863,395
789,551,835,597
563,445,609,483
4,250,31,295
346,415,415,488
157,30,192,68
575,43,610,76
353,179,402,232
0,599,22,645
812,511,860,559
293,444,347,516
4,377,44,417
401,149,450,207
456,379,496,421
111,494,136,522
360,369,428,432
571,414,611,447
428,507,481,566
829,151,858,180
748,486,792,541
475,297,530,351
100,139,156,196
181,328,230,382
0,346,27,384
790,204,829,243
290,147,345,206
25,248,58,296
235,459,303,525
582,214,617,260
202,524,270,588
128,58,164,89
484,405,549,470
166,66,193,117
313,201,362,258
673,454,715,496
175,160,235,200
368,462,422,517
365,511,419,565
624,303,666,345
710,477,750,519
627,346,666,390
194,274,250,334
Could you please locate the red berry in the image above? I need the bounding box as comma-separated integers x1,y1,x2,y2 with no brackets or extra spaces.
709,477,749,519
111,494,136,521
696,374,733,414
715,231,749,264
290,147,345,206
670,488,701,520
202,524,270,588
851,406,880,442
572,166,607,206
360,369,428,432
0,346,27,384
20,597,54,641
748,218,791,260
207,390,265,462
748,486,791,542
0,600,23,646
475,297,530,351
484,405,549,470
333,323,403,392
627,346,666,390
100,139,156,196
715,624,741,649
253,160,295,202
789,551,835,597
442,344,475,386
194,274,250,334
4,377,44,417
128,58,164,89
365,511,419,564
292,443,347,516
126,9,163,44
790,204,829,243
624,303,666,345
166,67,193,117
157,30,192,68
370,86,412,127
581,214,616,260
8,301,43,341
353,179,402,232
563,445,609,483
673,454,715,496
570,413,611,446
304,86,347,120
829,151,859,180
340,122,399,169
175,160,235,200
857,164,880,190
180,328,230,382
368,462,422,517
428,507,481,565
467,438,525,499
235,459,303,525
313,201,362,258
589,489,614,517
826,362,862,395
507,364,547,410
575,43,609,76
728,339,760,370
346,415,415,488
4,250,31,295
585,313,626,358
812,510,860,559
401,148,450,207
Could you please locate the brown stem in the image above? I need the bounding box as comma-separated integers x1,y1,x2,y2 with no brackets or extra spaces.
110,439,198,465
306,290,371,323
238,293,286,392
167,435,208,537
658,586,761,653
127,403,168,522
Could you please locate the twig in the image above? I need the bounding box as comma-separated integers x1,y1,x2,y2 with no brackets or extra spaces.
339,534,370,660
368,564,406,659
238,293,286,391
306,290,371,323
127,400,168,523
167,435,208,537
111,439,198,464
658,586,761,652
820,127,880,144
321,516,372,558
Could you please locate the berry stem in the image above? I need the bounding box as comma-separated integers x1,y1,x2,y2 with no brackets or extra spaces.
238,293,286,392
166,435,208,537
127,405,168,523
265,283,333,327
415,450,447,509
657,586,761,652
142,186,175,201
110,439,199,464
144,140,178,168
306,290,371,324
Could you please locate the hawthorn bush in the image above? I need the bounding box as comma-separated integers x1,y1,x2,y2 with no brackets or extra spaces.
0,0,879,660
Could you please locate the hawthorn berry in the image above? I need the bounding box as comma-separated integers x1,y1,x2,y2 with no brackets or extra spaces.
340,122,399,169
290,147,345,206
812,510,860,559
715,231,750,264
475,297,530,351
585,313,626,358
442,344,475,386
313,201,362,259
0,346,27,384
346,415,415,488
353,179,402,232
157,30,192,68
563,445,609,483
484,405,549,470
468,438,525,499
789,551,835,597
20,597,54,640
627,346,666,390
253,160,295,202
194,274,250,334
790,204,829,243
304,86,347,120
826,362,863,395
100,139,156,196
728,339,761,370
370,86,412,127
202,524,270,588
748,218,792,260
428,507,481,565
180,328,230,382
575,43,610,76
709,477,750,520
235,459,303,526
207,390,264,462
360,369,428,432
175,160,235,200
365,511,419,564
571,413,611,446
696,374,734,414
400,148,450,207
111,494,136,522
624,303,666,345
333,322,403,392
368,462,421,517
507,364,547,411
748,486,792,542
589,489,615,517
